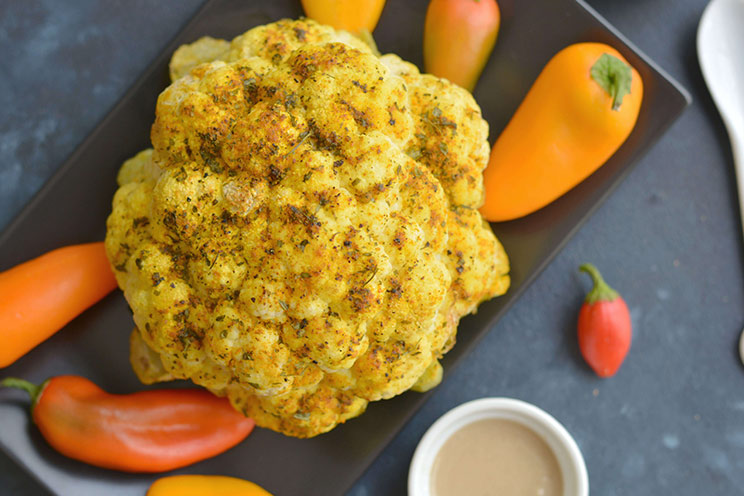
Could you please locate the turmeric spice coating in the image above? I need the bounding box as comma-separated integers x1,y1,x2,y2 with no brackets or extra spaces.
106,19,509,438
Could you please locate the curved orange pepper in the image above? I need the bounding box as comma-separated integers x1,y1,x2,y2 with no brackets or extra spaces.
300,0,386,34
480,43,643,222
0,242,117,367
424,0,501,92
147,475,272,496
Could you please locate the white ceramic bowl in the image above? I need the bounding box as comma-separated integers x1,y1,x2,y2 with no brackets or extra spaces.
408,397,589,496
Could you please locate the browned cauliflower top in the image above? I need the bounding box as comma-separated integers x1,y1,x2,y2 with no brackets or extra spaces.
106,19,509,438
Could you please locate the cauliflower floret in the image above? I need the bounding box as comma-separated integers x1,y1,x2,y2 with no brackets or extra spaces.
170,36,230,81
106,19,509,438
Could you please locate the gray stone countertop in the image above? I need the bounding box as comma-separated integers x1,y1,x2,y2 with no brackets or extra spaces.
1,0,742,494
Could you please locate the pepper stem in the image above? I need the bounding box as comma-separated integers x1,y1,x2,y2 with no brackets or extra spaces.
1,377,42,405
579,263,619,304
590,53,632,111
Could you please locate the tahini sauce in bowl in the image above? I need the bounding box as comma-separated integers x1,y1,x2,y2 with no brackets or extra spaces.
431,418,563,495
408,398,588,496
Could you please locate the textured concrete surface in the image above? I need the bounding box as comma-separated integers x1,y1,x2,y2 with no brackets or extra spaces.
1,0,743,495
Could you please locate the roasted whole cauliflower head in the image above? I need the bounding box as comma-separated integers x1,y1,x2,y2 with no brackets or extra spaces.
106,19,509,438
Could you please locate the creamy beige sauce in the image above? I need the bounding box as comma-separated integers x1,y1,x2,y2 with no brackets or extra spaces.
431,418,563,496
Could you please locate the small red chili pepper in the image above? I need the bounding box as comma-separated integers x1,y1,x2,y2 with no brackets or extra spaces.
577,263,632,377
1,375,254,472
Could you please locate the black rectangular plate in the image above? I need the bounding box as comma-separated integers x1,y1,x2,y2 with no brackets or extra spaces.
0,0,689,495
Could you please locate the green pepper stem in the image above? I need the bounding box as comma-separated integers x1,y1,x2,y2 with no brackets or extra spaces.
590,53,632,111
579,263,619,304
1,377,42,405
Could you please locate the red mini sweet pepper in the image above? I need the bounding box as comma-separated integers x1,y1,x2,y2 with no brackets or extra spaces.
1,375,255,472
423,0,501,92
577,263,632,377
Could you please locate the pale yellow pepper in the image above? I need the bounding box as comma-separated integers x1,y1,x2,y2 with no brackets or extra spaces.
147,475,273,496
301,0,386,34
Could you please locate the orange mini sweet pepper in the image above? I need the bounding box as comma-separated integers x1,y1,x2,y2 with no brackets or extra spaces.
0,242,117,367
480,43,643,222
